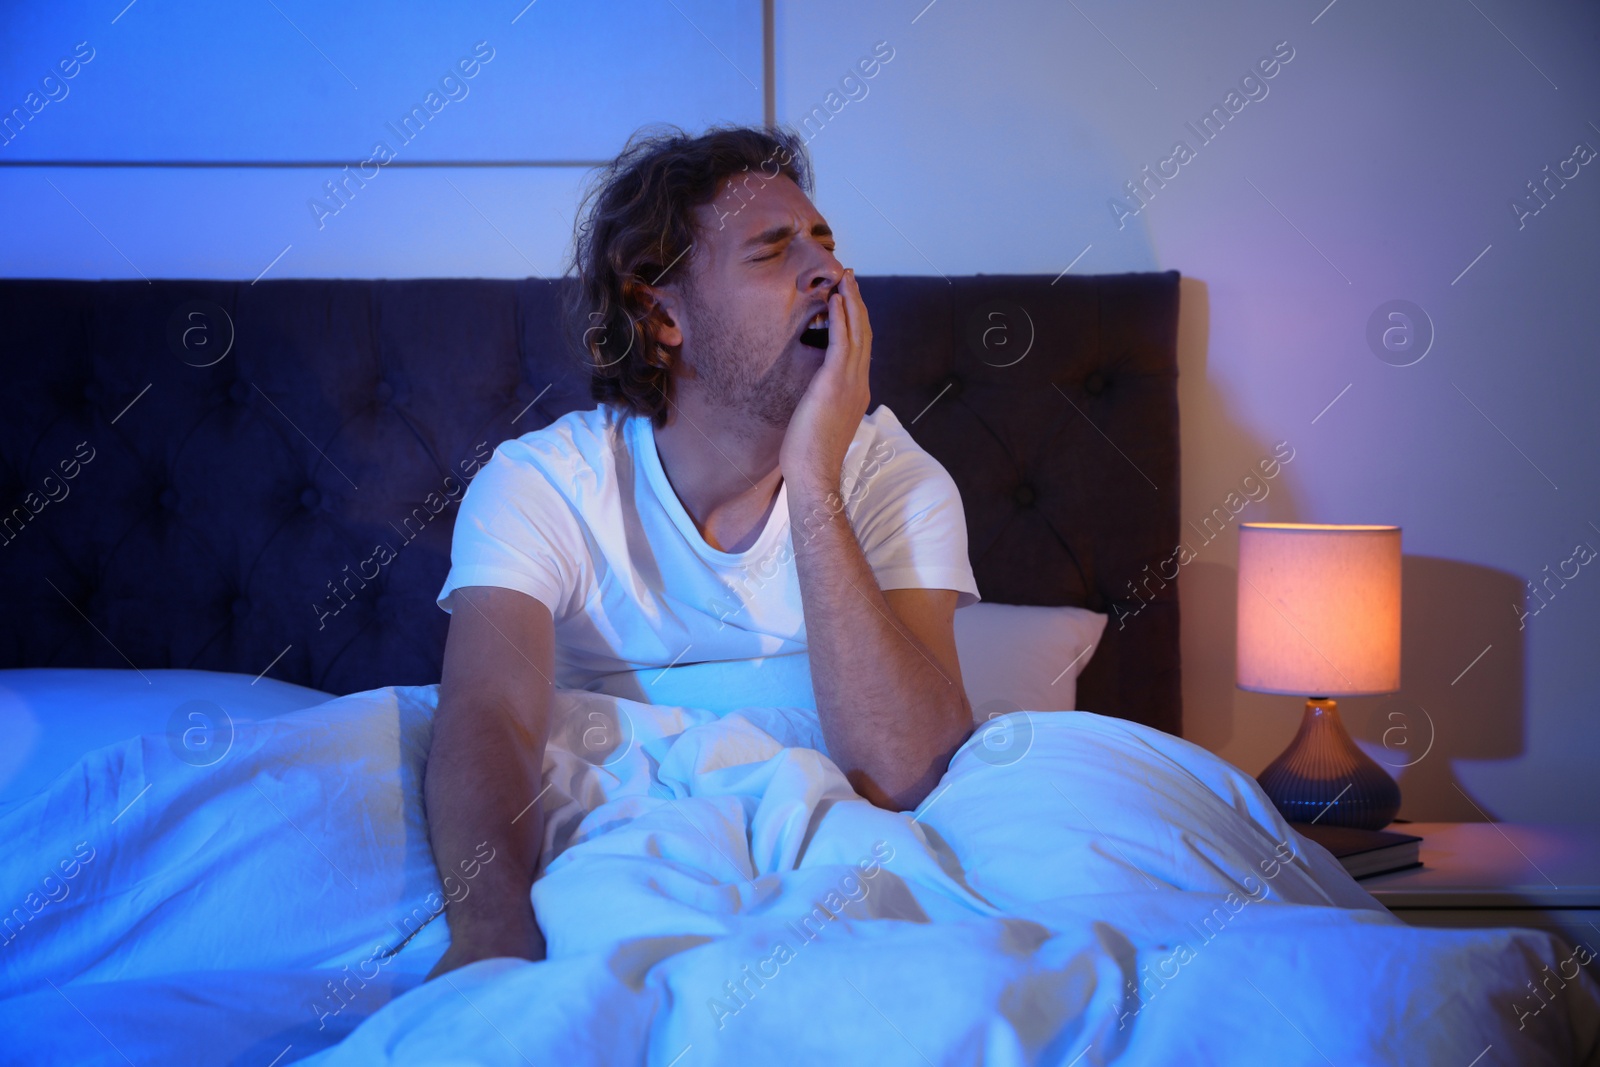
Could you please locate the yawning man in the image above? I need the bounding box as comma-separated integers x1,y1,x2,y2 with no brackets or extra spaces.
423,125,981,979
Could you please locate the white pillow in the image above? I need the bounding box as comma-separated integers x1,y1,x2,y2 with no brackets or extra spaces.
0,669,337,808
952,602,1108,721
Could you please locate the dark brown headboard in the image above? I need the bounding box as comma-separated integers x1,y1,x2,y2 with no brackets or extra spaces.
0,272,1182,735
863,273,1182,735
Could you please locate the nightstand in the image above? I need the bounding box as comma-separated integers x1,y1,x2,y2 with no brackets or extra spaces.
1360,822,1600,970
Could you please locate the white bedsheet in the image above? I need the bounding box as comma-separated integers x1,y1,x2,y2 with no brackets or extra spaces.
1,681,1596,1065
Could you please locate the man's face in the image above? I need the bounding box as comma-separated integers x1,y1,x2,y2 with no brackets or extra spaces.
659,173,845,431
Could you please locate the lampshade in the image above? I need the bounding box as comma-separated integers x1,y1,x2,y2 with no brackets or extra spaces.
1236,523,1401,697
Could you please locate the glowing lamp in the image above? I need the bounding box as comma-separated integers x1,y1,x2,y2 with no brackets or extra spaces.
1236,522,1402,830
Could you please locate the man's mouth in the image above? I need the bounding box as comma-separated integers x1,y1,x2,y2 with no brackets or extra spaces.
799,309,829,349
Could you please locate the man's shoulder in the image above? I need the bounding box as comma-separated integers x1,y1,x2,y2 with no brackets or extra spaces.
465,404,634,524
842,404,956,504
491,403,630,474
850,403,941,470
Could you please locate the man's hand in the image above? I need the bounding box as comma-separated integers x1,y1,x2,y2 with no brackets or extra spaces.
425,916,547,982
779,267,872,492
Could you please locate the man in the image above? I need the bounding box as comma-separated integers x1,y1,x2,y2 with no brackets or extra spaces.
422,125,980,980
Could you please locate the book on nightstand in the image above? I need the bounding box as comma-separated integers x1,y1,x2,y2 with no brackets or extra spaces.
1289,822,1424,879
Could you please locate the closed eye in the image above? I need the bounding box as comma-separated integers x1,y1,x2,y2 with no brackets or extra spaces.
751,242,836,263
745,221,836,262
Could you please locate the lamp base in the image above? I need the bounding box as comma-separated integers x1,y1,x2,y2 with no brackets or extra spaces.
1256,698,1400,831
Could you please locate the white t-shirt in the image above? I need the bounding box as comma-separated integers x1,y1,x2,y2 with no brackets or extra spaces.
437,403,980,712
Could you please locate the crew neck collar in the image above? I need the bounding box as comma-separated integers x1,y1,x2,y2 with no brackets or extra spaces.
632,415,789,564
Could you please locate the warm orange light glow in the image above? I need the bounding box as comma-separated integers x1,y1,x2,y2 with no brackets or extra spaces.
1236,523,1401,697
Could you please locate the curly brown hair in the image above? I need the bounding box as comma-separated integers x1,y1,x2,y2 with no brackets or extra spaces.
566,124,813,428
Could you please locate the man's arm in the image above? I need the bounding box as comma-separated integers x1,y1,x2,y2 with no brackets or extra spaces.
422,585,555,980
788,484,973,810
778,268,973,811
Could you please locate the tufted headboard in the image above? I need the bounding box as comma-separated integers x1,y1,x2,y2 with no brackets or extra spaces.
0,272,1182,735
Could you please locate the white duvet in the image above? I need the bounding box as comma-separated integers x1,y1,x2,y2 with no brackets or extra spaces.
1,681,1596,1065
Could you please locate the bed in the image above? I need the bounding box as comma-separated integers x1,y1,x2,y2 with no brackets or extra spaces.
0,273,1595,1065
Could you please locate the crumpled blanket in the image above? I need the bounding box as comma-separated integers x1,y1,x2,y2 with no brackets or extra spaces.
1,683,1595,1066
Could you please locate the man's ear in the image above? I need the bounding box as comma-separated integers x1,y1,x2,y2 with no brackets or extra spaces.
636,283,684,351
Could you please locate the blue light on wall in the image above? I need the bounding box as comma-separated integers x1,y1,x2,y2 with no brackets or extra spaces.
1,0,765,279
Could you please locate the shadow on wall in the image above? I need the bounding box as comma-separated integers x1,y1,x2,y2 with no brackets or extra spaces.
1350,556,1527,822
1169,275,1307,754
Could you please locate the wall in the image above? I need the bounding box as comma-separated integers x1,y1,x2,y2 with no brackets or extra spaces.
773,0,1600,824
0,0,761,278
4,0,1597,823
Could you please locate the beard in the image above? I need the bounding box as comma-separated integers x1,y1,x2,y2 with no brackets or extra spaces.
678,286,812,433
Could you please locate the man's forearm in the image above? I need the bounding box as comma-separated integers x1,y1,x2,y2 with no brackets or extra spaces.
788,478,971,810
422,699,546,948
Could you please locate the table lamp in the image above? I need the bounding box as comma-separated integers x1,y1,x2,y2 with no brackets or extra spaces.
1236,522,1402,830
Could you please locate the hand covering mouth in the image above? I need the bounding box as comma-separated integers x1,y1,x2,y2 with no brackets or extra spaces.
799,308,829,349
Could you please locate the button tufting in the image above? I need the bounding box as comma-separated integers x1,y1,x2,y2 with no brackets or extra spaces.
82,382,100,405
1083,371,1106,395
229,381,250,405
1013,483,1036,507
158,488,178,511
373,381,394,404
942,374,964,399
231,597,250,618
300,487,321,510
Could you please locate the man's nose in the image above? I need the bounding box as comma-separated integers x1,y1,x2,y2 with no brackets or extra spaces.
806,252,844,294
